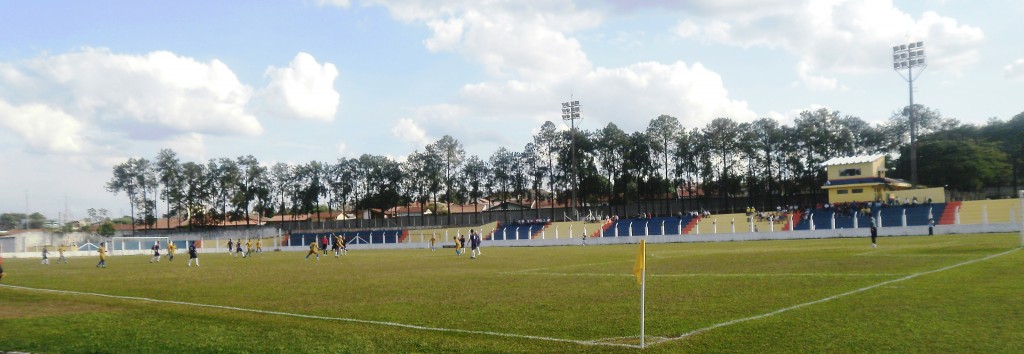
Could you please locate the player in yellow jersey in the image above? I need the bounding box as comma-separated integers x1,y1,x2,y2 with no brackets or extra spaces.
167,241,177,261
256,239,263,254
96,242,108,268
243,239,253,258
57,243,69,264
453,236,461,256
306,241,320,260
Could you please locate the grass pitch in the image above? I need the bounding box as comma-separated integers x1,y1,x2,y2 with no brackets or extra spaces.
1,233,1022,353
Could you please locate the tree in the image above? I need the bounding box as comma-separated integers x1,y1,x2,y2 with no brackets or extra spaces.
461,155,490,217
646,114,682,183
595,123,628,204
533,121,562,215
106,159,139,234
426,135,465,224
900,140,1010,191
180,161,211,229
155,149,183,226
489,147,515,202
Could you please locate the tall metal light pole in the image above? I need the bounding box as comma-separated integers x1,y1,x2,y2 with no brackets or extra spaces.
892,41,926,187
562,99,582,218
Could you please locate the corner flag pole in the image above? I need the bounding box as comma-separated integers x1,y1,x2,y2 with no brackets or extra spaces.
633,240,647,348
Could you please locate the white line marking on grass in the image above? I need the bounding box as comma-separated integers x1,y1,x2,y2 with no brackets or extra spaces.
648,247,1021,346
854,252,978,257
503,259,630,274
0,284,639,349
521,272,908,278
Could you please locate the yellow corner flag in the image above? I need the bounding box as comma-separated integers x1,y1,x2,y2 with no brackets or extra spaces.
633,240,646,285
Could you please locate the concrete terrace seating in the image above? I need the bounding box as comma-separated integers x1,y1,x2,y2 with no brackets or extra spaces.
955,199,1020,224
491,221,548,240
792,203,947,230
601,216,694,237
287,230,403,246
688,213,749,234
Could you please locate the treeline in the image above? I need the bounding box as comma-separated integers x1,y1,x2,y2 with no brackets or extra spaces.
107,106,1023,231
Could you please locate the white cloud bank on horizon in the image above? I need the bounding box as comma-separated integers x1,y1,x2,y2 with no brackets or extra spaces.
0,47,264,156
258,52,341,122
671,0,984,89
333,0,756,149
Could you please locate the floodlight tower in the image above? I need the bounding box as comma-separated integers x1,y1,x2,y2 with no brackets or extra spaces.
892,41,927,188
561,99,582,217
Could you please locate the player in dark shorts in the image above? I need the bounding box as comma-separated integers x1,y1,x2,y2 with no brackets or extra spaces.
188,242,200,267
331,234,341,258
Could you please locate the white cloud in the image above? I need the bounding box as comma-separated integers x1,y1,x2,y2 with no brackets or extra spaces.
259,52,341,122
348,0,758,149
362,0,600,82
391,117,430,147
796,61,838,91
670,1,984,75
0,47,263,145
767,104,830,127
1004,59,1024,80
316,0,350,8
164,133,207,161
336,141,348,157
0,99,86,153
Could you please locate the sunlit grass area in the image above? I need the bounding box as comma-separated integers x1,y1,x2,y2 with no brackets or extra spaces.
1,233,1022,353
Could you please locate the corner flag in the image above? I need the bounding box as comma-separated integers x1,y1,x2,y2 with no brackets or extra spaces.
633,240,646,285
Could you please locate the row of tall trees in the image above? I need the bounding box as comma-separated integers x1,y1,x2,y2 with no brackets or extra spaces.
107,107,1023,231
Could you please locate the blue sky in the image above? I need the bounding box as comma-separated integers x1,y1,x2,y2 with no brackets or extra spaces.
1,0,1022,220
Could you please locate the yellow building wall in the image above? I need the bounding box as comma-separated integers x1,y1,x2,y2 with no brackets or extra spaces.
826,185,881,203
884,187,946,204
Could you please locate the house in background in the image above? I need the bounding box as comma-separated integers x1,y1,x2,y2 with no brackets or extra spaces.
821,154,912,204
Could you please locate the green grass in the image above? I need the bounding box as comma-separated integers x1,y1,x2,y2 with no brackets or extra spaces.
2,233,1022,353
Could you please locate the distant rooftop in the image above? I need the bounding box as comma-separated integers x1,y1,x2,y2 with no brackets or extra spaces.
822,154,884,167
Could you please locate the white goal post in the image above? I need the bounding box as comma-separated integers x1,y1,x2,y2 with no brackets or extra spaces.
109,236,170,256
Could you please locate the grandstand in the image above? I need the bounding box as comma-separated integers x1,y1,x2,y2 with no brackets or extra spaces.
956,199,1020,224
490,221,549,240
600,216,695,237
